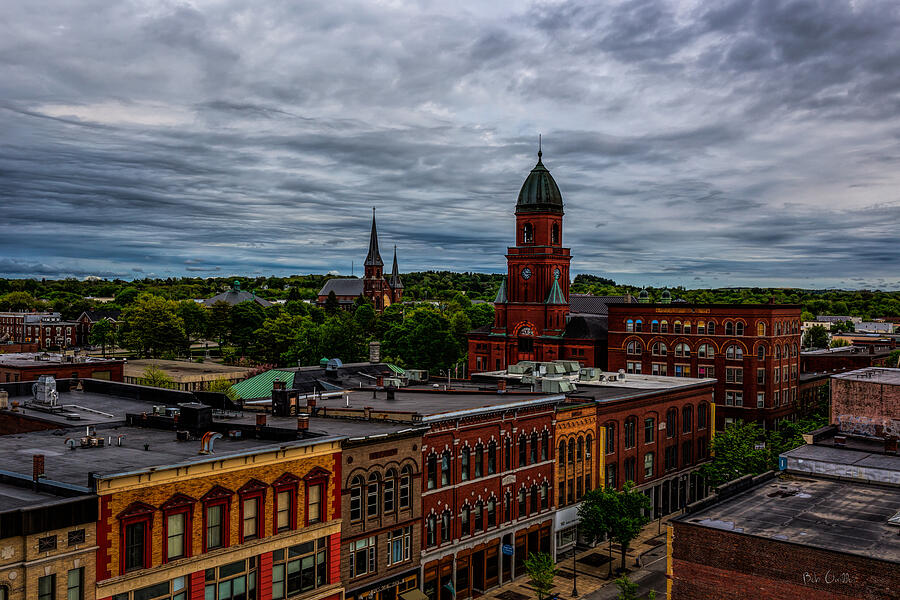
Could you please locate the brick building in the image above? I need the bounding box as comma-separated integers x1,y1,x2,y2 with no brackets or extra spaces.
0,352,124,383
830,367,900,439
608,303,802,429
75,310,121,347
800,345,896,374
670,437,900,600
0,312,77,349
0,490,97,600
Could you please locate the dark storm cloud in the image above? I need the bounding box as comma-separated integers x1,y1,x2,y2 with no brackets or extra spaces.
0,0,899,288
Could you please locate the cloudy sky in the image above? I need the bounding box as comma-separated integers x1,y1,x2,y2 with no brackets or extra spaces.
2,0,899,289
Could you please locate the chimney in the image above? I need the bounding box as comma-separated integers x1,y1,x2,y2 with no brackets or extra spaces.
376,375,384,387
307,396,317,409
33,454,45,482
386,389,395,401
497,379,507,392
885,438,898,454
297,415,309,432
256,413,267,427
273,379,286,391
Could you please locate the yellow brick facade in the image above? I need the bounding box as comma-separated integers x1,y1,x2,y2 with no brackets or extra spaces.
554,404,598,506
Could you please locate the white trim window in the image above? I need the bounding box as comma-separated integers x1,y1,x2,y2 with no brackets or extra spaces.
388,527,412,565
349,536,376,578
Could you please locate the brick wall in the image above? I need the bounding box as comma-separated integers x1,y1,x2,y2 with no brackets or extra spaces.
671,522,900,600
831,375,900,430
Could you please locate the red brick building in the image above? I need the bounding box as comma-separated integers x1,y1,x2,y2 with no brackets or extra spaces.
0,353,124,383
830,367,900,437
607,303,802,429
468,151,616,374
0,312,77,349
800,345,896,374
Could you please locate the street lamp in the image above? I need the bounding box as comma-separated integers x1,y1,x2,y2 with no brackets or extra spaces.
571,523,578,598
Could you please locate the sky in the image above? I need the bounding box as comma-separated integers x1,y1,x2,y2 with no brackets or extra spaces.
1,0,899,290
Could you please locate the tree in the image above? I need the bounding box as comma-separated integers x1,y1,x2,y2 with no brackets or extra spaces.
0,291,37,311
800,310,814,323
523,552,556,600
699,421,770,487
325,291,340,314
354,303,377,335
253,313,308,364
802,324,829,349
383,307,458,371
578,482,651,573
142,364,174,388
89,318,116,357
830,337,850,348
207,378,238,402
118,294,187,358
115,287,140,306
178,300,209,343
207,301,232,346
231,301,266,354
614,575,639,600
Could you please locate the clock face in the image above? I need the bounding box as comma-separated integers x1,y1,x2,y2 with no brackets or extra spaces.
521,267,532,280
553,268,561,280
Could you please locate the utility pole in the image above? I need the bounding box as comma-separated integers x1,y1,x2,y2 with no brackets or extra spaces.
571,523,579,598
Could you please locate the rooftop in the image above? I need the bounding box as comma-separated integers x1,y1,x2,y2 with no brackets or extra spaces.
831,367,900,386
781,442,900,484
0,353,124,369
124,359,252,378
0,481,67,512
679,474,900,563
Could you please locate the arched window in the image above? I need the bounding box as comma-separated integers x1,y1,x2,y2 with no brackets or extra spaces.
673,320,682,334
350,476,364,521
698,403,708,429
626,340,642,355
725,321,734,336
661,320,669,333
624,418,636,449
757,322,766,336
652,342,667,356
460,504,470,536
644,453,654,479
791,343,798,357
384,468,397,513
518,435,527,467
474,443,484,478
725,345,743,360
605,423,615,454
488,440,497,474
626,319,634,332
666,408,677,437
474,502,483,531
426,453,437,490
674,343,690,357
551,222,559,244
530,432,538,464
635,319,643,332
707,321,716,335
530,484,539,513
736,322,745,336
697,343,714,359
399,465,412,509
576,436,584,461
523,222,534,244
441,510,451,542
461,446,470,481
487,497,497,527
682,406,692,433
774,345,781,360
541,430,549,461
683,320,691,334
651,320,660,333
568,438,575,465
586,434,593,461
367,473,380,518
441,450,452,486
558,440,566,464
518,488,527,516
426,515,436,547
541,482,550,509
757,345,765,360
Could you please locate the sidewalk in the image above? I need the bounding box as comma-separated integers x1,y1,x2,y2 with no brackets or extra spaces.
480,516,673,600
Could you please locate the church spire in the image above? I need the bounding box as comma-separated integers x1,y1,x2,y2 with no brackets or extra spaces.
390,245,403,289
364,207,383,267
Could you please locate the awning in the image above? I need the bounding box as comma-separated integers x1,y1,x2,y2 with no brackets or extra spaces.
400,589,429,600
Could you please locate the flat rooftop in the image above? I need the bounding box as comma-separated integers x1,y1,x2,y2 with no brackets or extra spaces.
782,443,900,481
0,481,68,512
680,475,900,563
124,359,251,378
3,390,161,427
0,353,123,368
832,367,900,386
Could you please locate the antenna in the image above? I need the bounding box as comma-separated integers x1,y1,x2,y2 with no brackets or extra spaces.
538,133,542,160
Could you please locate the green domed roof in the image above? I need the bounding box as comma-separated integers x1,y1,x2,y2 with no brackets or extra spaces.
516,150,563,214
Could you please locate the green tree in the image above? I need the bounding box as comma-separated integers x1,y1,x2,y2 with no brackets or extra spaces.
115,287,140,306
142,364,174,388
699,421,770,487
614,575,639,600
0,291,37,311
830,337,850,348
231,301,266,354
523,552,556,600
383,307,458,371
800,310,814,323
578,482,651,573
325,291,340,314
207,378,238,402
354,303,377,335
449,311,472,353
88,318,116,357
207,301,232,346
119,294,187,358
177,300,208,343
802,324,829,349
254,313,308,364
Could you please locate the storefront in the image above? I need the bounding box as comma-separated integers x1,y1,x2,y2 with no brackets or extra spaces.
553,504,580,560
347,567,420,600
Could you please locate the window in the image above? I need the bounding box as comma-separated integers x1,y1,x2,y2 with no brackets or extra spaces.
558,440,566,465
605,464,617,489
530,485,539,513
606,423,616,453
426,515,436,547
367,473,381,518
350,476,364,521
576,436,584,461
426,454,437,490
519,435,527,467
166,512,187,561
698,365,715,378
736,322,744,336
384,469,396,513
68,529,85,546
666,409,677,437
551,222,559,244
725,391,744,406
530,432,538,464
541,431,549,461
204,500,228,551
488,441,497,473
461,505,470,536
400,466,412,510
683,321,691,334
568,438,575,465
242,497,259,541
271,537,328,599
505,437,512,471
707,321,715,335
757,392,765,408
350,537,376,578
651,320,660,333
674,364,690,377
474,444,483,478
389,527,412,565
644,453,654,479
122,513,150,572
523,222,533,243
518,488,527,516
635,319,643,332
307,484,322,525
774,345,781,360
505,492,512,522
757,322,766,336
488,498,497,526
38,535,57,552
725,321,734,336
726,367,743,383
626,340,642,354
674,320,682,334
441,451,451,486
757,368,765,384
67,568,84,600
644,418,655,444
682,406,692,433
682,442,693,467
624,419,636,449
626,361,642,374
660,320,669,333
624,457,636,483
698,404,708,429
725,345,743,360
38,575,55,600
665,445,677,471
626,319,634,332
586,434,593,461
674,343,690,357
697,321,705,334
441,511,451,542
651,342,667,356
473,502,483,532
541,483,549,509
651,363,667,376
697,343,714,359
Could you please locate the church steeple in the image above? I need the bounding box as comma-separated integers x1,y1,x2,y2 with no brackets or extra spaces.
390,245,403,290
364,208,383,267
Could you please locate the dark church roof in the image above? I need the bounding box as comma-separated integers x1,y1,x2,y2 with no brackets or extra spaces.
80,309,122,322
569,294,636,317
203,281,272,308
390,246,403,289
364,209,384,267
516,148,564,214
318,279,364,298
563,315,608,340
